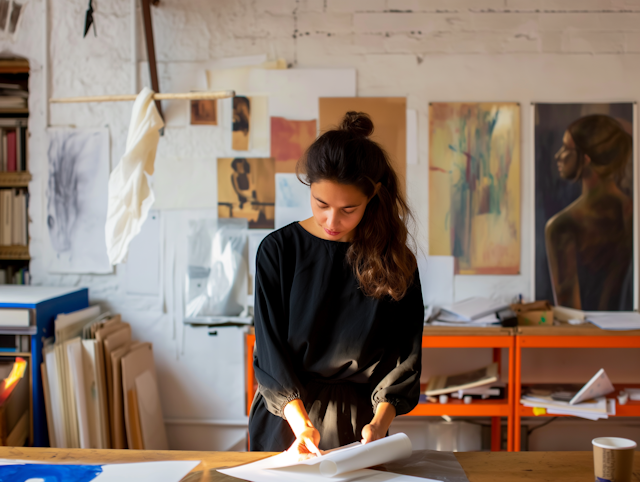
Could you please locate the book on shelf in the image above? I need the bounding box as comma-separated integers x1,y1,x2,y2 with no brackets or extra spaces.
0,188,27,247
0,119,28,173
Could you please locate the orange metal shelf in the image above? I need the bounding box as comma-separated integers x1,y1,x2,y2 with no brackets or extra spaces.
408,397,510,417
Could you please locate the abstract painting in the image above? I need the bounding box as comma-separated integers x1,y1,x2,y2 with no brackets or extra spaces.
190,99,217,125
46,128,111,274
232,96,250,150
429,102,520,275
535,103,634,310
270,117,317,173
218,157,275,229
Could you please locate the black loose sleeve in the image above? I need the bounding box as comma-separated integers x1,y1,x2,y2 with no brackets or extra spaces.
253,237,305,419
370,270,424,416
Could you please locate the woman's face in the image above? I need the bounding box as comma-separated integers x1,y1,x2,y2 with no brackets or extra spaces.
555,130,580,180
309,180,370,242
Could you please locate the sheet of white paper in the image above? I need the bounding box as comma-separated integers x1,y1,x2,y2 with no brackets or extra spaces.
249,96,269,152
418,255,454,305
570,368,615,405
46,128,112,274
275,173,312,229
0,459,200,482
586,312,640,331
406,109,418,165
125,210,161,296
219,434,434,482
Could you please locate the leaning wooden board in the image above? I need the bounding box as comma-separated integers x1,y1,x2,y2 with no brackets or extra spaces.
0,448,638,481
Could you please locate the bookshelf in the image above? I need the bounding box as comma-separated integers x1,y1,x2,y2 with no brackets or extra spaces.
0,58,30,285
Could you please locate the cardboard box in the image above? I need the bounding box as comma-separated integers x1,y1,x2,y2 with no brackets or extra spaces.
510,301,554,326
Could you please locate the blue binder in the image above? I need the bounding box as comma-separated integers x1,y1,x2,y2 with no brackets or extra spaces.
0,286,89,447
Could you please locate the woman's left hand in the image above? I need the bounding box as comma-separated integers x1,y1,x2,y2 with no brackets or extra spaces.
361,423,385,444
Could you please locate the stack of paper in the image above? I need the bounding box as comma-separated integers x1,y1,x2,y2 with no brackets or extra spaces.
521,368,617,420
429,297,506,327
451,381,506,400
425,362,499,397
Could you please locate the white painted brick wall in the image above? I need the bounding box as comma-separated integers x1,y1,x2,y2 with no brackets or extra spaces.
2,0,640,451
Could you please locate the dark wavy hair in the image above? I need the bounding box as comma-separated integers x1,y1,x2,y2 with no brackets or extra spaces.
297,111,416,301
568,114,632,181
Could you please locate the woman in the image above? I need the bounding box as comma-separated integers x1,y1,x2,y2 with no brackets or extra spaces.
545,114,633,311
249,112,424,456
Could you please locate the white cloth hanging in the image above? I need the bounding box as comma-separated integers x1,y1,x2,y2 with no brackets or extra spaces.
105,87,164,265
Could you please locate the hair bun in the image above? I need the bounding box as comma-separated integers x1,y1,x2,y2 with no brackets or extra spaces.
340,111,374,137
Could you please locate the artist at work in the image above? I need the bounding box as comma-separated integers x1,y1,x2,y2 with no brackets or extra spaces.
249,112,424,457
545,114,633,311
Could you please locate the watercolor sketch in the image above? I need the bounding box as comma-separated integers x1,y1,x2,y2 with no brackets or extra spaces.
218,157,275,229
275,173,312,229
0,459,199,482
47,128,112,274
270,117,317,173
429,102,521,275
190,99,217,125
535,103,634,310
232,96,250,150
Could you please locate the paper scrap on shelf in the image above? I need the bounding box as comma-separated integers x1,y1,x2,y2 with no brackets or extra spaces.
219,433,435,482
569,368,615,405
438,297,509,322
586,312,640,331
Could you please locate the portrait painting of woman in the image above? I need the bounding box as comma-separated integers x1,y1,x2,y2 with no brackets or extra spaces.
535,104,634,311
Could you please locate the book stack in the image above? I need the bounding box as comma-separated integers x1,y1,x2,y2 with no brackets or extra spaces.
0,83,27,110
0,267,29,285
42,306,168,450
0,188,28,246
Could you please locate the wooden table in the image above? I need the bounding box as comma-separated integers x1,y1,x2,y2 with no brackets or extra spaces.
0,447,638,481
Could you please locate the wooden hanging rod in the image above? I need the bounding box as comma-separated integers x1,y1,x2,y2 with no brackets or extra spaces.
49,90,235,104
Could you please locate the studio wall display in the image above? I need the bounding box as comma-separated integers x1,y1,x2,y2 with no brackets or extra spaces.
232,96,250,150
217,157,275,229
46,128,112,274
429,102,521,275
270,117,317,173
319,97,406,190
534,103,634,310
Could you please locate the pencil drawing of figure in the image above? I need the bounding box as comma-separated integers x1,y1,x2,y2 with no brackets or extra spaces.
47,131,81,253
230,157,256,209
46,129,112,273
545,114,633,310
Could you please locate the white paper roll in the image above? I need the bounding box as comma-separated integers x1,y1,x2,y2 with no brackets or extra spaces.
318,433,412,477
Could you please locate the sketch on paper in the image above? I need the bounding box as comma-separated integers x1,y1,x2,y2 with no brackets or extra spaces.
232,96,250,150
0,0,25,39
535,103,634,310
190,99,217,125
218,157,275,229
270,117,317,173
47,128,112,274
275,173,312,229
429,102,521,275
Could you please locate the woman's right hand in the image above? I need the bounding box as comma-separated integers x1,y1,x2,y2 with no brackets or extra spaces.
286,426,322,461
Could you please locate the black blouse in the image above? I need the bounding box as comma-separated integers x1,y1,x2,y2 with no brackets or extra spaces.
249,222,424,451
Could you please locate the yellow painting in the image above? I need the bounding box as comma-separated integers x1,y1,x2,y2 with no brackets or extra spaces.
429,103,520,274
218,157,275,229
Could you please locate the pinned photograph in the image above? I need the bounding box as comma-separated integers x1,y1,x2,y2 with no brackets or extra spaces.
190,99,217,125
232,96,250,150
218,157,275,229
270,117,317,173
534,103,634,310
